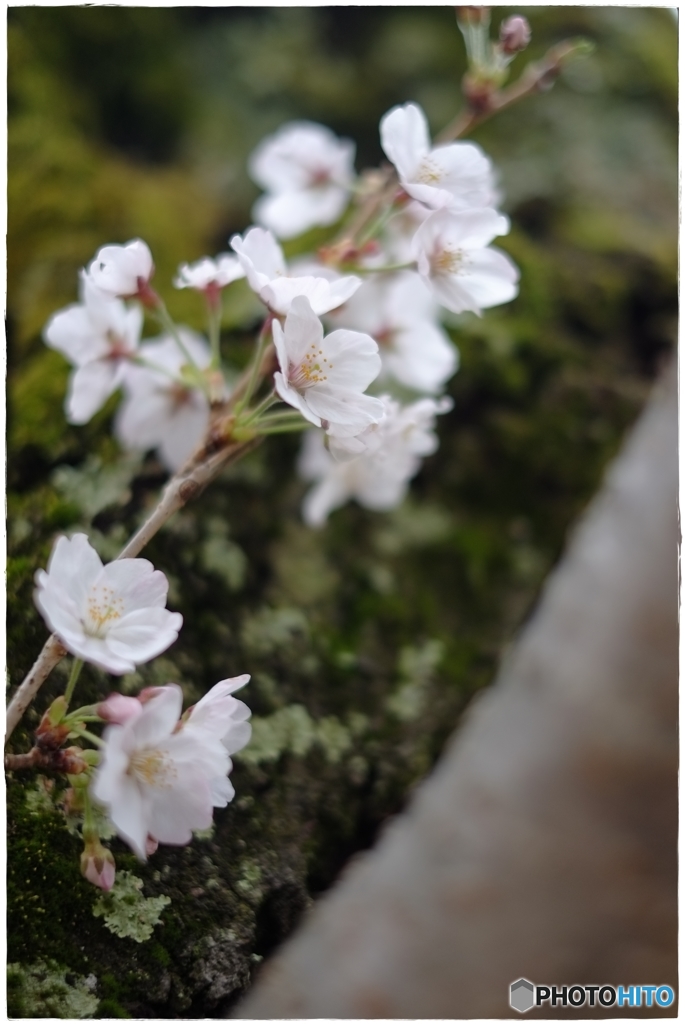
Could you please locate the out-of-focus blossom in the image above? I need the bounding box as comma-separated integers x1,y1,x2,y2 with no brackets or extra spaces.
380,103,496,211
174,254,245,293
34,533,182,675
86,239,154,299
44,273,142,424
299,395,452,524
91,683,249,860
327,271,458,394
273,296,384,440
249,121,356,239
230,227,361,316
412,208,519,314
115,331,212,472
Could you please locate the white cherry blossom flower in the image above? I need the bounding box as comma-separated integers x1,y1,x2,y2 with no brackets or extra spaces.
249,121,356,239
412,208,519,315
34,533,182,675
85,239,154,299
299,395,451,525
230,227,361,316
183,676,252,805
380,103,497,211
91,684,238,859
327,271,458,395
273,296,384,440
44,273,142,424
174,254,245,293
115,331,212,472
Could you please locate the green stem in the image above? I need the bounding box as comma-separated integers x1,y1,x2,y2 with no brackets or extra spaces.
78,729,105,749
241,391,279,427
254,422,310,436
207,297,223,370
64,659,83,709
234,318,273,415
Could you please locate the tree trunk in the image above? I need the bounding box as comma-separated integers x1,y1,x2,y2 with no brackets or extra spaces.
235,361,678,1019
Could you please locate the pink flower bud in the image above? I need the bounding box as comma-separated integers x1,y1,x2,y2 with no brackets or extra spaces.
145,836,159,856
499,15,531,55
81,840,116,891
98,693,143,725
137,686,169,705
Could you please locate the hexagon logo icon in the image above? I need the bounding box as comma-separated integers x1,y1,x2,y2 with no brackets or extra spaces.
510,978,535,1013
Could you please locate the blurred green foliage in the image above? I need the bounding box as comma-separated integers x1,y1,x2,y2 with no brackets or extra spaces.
7,7,677,1017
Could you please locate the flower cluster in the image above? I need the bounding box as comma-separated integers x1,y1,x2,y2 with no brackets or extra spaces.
28,28,531,891
239,99,518,520
31,532,251,888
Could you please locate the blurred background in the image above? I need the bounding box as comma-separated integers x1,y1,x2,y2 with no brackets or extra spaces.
7,7,677,1018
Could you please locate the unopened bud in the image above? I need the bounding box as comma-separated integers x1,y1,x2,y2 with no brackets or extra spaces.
55,745,90,775
98,692,142,725
35,698,70,750
146,835,159,857
499,15,531,55
81,838,116,891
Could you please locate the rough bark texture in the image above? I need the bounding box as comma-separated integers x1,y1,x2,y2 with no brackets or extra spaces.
236,362,678,1019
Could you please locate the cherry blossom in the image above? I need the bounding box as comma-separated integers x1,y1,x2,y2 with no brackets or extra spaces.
43,273,142,424
34,533,183,675
91,682,250,859
327,271,458,395
249,121,356,239
183,676,252,805
380,102,497,211
273,296,384,440
115,331,212,472
299,395,452,525
85,239,154,299
174,254,245,293
230,227,361,316
412,208,519,315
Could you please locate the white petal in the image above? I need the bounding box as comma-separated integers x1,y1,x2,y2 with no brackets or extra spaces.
66,360,122,425
302,472,351,527
320,329,381,391
380,103,430,183
106,608,183,663
44,533,102,600
305,388,385,433
457,246,520,309
274,372,322,426
98,559,169,611
145,763,213,845
128,685,183,748
283,296,325,368
43,305,110,366
100,773,148,860
231,227,286,285
254,187,348,239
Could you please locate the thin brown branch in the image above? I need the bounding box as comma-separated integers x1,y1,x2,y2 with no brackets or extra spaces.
6,433,263,743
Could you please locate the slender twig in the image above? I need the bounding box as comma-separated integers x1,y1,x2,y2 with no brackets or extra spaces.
5,434,262,742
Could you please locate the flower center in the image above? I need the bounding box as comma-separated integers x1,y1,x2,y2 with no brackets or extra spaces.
289,344,332,390
105,330,132,360
83,584,125,637
416,158,444,186
431,245,466,276
374,325,396,349
128,748,176,789
308,167,332,188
